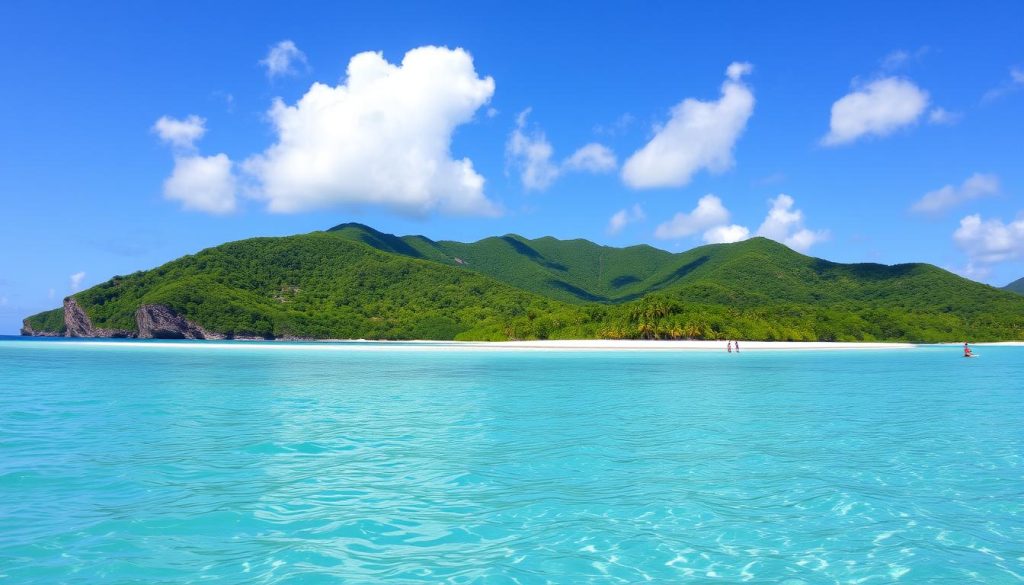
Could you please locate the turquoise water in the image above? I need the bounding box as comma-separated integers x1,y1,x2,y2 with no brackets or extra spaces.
1,339,1022,583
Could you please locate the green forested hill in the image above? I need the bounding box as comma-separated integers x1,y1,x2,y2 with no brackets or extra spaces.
25,232,595,341
327,222,675,302
23,224,1024,341
1005,277,1024,294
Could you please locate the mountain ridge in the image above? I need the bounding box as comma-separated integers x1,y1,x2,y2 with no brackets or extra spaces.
1005,276,1024,295
22,223,1024,342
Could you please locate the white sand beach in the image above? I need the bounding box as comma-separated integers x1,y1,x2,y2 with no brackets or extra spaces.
934,341,1024,347
10,338,924,352
449,340,917,351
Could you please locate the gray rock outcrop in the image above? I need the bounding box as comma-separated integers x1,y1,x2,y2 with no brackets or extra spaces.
21,299,224,340
135,304,225,340
63,298,134,338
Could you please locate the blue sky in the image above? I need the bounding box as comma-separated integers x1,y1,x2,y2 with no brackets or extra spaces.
1,1,1023,333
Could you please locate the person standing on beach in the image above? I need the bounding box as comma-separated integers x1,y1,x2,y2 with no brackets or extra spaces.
735,340,740,353
727,341,733,353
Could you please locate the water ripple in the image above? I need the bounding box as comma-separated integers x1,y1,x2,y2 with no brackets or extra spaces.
1,341,1022,583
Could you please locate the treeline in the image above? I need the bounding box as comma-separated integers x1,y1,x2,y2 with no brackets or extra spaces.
22,229,1024,342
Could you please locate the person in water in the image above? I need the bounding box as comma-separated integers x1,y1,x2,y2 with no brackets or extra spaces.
727,341,733,353
963,341,972,358
735,340,740,353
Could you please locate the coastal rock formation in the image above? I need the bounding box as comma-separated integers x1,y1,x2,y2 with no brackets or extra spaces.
20,299,224,340
135,304,225,340
64,298,134,338
64,298,96,337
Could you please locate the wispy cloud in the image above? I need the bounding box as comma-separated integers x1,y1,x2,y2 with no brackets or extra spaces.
754,172,786,187
260,40,309,78
594,113,635,136
507,109,617,191
880,47,930,71
911,173,999,216
927,107,962,125
69,271,86,292
607,204,645,235
982,65,1024,103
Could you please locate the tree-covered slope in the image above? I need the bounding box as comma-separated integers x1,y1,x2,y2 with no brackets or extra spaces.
637,237,1015,312
603,238,1024,341
23,225,1024,342
1005,277,1024,294
328,222,674,302
328,224,1024,319
25,232,597,340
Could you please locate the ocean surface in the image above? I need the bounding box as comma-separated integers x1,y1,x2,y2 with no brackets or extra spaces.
1,338,1022,584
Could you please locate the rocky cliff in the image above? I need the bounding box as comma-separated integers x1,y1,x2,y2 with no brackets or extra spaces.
134,304,225,340
64,298,134,338
21,298,224,340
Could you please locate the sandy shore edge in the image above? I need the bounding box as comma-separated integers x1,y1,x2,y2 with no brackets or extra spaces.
412,340,918,351
3,338,938,351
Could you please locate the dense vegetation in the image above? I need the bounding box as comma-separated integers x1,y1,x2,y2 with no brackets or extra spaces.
24,224,1024,341
27,233,598,340
329,222,679,303
24,307,66,334
1005,277,1024,295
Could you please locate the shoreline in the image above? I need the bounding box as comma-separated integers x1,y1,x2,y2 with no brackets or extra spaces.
406,340,921,351
0,337,918,351
4,336,1020,351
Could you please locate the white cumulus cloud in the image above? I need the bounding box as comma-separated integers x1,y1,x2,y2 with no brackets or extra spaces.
622,62,754,189
703,224,750,244
245,46,499,215
164,154,237,214
152,115,206,150
911,173,999,216
654,194,732,239
654,193,826,252
153,114,237,214
508,109,617,191
953,213,1024,270
260,40,308,78
756,194,828,252
69,271,86,292
822,77,929,146
607,204,645,235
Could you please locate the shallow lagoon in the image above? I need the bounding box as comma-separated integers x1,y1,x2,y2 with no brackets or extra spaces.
1,338,1022,583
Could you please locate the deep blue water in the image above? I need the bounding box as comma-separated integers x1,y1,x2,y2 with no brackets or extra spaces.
1,338,1022,583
